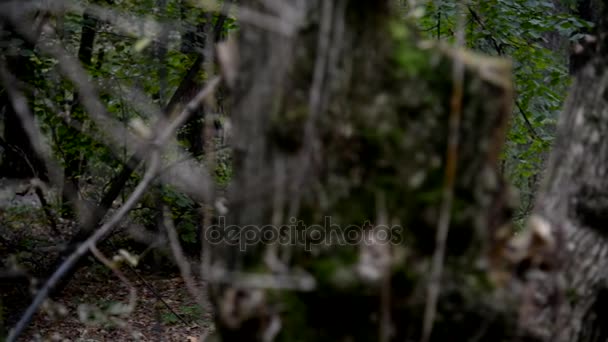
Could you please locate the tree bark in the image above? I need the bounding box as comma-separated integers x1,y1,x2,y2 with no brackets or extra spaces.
527,2,608,341
170,1,230,156
210,1,527,341
0,16,47,180
60,10,98,218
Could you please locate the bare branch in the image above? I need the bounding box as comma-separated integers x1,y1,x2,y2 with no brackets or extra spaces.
193,0,301,35
163,207,206,307
90,246,137,313
422,2,468,341
156,77,221,144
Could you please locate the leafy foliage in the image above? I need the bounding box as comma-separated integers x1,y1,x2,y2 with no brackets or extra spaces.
415,0,592,220
3,0,235,248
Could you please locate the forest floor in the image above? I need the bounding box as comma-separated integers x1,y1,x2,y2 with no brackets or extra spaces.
23,267,213,342
22,267,213,341
0,182,215,341
2,258,214,342
3,260,214,342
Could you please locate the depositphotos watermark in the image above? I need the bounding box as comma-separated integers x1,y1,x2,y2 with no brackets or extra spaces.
204,216,404,251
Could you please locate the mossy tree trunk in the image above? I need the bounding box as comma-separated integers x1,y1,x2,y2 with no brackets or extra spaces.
209,1,532,341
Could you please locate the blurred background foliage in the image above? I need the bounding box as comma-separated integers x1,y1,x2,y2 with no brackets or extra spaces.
0,0,590,253
411,0,591,226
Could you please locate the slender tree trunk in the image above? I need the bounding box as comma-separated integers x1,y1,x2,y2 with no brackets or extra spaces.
60,10,99,217
0,19,47,180
172,2,230,157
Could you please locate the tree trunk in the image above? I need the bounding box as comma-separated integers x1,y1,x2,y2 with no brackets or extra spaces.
171,3,230,157
0,19,47,180
209,2,529,341
527,2,608,341
60,9,99,218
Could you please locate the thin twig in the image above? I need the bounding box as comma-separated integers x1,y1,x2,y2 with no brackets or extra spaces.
122,259,192,327
90,246,137,313
377,193,392,342
421,2,468,341
164,206,205,307
103,234,190,328
467,6,504,55
156,77,221,144
194,0,301,35
200,90,218,286
515,101,542,141
306,0,333,134
207,268,316,291
291,0,333,206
